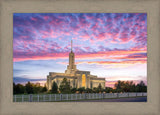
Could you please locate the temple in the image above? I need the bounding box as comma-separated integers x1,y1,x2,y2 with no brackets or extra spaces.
46,40,106,90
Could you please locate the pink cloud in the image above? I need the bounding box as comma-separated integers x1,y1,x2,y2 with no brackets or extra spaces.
13,52,69,62
31,17,37,21
43,16,49,21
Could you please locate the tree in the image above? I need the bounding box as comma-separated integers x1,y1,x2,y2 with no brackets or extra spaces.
13,83,25,94
71,88,77,93
114,80,147,93
41,85,47,93
85,88,93,93
59,78,71,94
13,82,16,94
136,81,147,92
51,81,58,93
33,83,43,94
92,87,98,93
25,81,34,94
123,81,130,92
129,81,136,92
114,80,123,92
97,83,103,93
77,87,85,93
115,80,121,89
104,87,113,93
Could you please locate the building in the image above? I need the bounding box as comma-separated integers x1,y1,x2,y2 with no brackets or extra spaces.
46,40,106,90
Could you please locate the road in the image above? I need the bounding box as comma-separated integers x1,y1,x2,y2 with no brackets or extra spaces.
71,97,147,102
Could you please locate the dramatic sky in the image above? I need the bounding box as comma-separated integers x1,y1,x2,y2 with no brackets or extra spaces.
13,13,147,87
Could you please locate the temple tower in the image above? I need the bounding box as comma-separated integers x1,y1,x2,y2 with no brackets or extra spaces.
65,40,77,74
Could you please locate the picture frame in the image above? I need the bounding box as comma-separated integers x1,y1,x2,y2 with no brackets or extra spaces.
0,0,160,115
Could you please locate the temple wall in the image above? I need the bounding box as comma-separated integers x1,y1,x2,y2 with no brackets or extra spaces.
46,67,105,90
91,80,105,89
47,75,78,90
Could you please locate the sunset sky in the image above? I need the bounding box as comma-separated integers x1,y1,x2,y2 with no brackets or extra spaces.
13,13,147,87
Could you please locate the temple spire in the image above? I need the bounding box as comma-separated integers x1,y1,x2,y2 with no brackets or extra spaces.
65,39,76,74
71,39,72,52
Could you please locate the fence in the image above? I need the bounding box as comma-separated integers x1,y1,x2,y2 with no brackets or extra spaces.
13,92,147,102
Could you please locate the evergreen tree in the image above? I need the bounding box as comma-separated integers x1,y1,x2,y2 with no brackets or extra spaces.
97,83,103,93
51,81,58,93
25,81,34,94
13,83,26,94
59,78,71,94
41,85,47,93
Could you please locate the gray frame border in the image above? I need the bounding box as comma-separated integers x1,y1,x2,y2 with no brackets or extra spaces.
0,0,160,115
